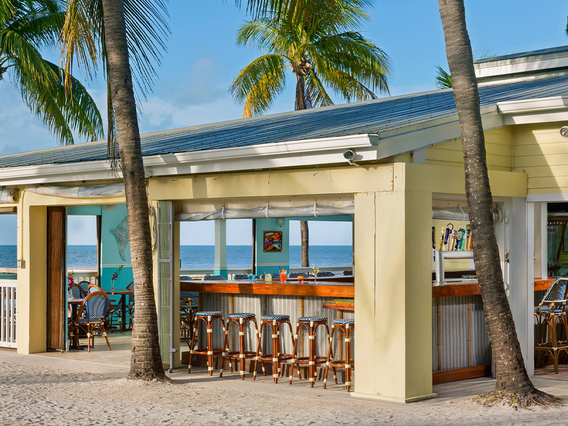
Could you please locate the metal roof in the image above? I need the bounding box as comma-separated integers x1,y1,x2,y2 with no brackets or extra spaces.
2,75,568,170
474,45,568,64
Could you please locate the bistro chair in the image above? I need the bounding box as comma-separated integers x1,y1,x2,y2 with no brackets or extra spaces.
125,281,135,330
180,291,199,340
69,283,86,299
69,290,112,352
254,314,295,383
188,311,226,376
323,319,354,392
222,313,259,380
288,272,305,279
78,280,91,295
534,277,568,373
289,317,330,387
233,274,249,280
317,271,335,277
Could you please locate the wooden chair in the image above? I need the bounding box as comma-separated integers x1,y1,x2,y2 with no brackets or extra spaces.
69,283,86,299
323,319,354,392
187,311,225,376
253,314,295,383
78,280,91,295
222,313,259,380
69,290,112,352
289,317,330,387
535,277,568,373
180,291,198,341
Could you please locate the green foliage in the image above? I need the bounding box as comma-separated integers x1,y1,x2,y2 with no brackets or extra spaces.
435,65,452,89
0,0,103,144
231,1,390,117
59,0,169,155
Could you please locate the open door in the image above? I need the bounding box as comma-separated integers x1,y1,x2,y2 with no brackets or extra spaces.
47,206,66,351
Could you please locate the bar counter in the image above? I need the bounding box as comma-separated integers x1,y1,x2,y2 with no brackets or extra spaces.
180,279,354,298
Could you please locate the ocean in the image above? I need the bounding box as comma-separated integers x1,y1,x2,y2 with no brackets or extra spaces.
0,245,352,270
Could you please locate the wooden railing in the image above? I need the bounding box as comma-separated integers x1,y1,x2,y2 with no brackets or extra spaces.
0,279,16,348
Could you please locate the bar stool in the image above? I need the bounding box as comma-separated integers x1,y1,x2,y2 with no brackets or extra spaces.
188,311,226,376
254,314,295,383
289,316,330,387
222,313,259,379
324,319,354,392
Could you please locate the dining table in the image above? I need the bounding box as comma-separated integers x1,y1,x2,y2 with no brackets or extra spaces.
108,290,134,332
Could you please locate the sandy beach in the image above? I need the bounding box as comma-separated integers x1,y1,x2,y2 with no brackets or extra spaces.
2,349,568,425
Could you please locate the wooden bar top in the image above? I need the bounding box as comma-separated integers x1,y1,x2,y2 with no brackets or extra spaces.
433,278,554,298
180,279,354,298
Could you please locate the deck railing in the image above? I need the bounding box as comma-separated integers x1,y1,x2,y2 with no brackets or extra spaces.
67,269,98,285
0,279,16,348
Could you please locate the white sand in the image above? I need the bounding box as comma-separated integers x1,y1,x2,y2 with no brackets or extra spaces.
2,349,568,425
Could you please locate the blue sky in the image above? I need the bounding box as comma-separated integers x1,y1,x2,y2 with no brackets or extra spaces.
1,0,567,245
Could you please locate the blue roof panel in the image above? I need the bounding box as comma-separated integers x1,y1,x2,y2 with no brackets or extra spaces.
2,75,568,169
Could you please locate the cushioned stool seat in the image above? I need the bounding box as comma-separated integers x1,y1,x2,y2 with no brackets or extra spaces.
298,316,327,322
333,319,355,325
227,312,256,319
261,314,290,320
195,311,222,316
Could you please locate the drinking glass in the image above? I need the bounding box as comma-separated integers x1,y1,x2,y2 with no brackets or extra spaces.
311,264,319,283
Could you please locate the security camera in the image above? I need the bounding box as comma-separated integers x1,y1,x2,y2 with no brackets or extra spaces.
343,149,359,166
561,126,568,139
343,149,356,160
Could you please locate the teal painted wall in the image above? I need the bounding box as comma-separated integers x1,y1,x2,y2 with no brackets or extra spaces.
100,205,131,295
67,204,132,298
255,218,289,276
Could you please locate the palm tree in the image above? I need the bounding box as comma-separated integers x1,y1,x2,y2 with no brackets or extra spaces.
231,2,390,267
60,0,169,381
438,0,558,407
0,0,103,145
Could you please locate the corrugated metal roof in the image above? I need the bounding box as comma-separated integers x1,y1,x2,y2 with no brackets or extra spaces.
474,45,568,64
2,75,568,169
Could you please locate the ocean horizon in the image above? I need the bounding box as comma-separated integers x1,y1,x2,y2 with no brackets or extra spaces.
0,244,352,270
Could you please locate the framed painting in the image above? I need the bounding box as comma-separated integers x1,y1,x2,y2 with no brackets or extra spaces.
264,231,283,252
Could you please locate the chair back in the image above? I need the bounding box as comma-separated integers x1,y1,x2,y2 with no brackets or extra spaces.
180,291,199,308
70,284,84,299
88,283,103,294
83,291,110,321
536,277,568,312
317,271,335,277
78,281,90,294
233,274,249,280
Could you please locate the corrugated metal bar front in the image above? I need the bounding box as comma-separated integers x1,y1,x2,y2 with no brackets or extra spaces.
432,294,491,373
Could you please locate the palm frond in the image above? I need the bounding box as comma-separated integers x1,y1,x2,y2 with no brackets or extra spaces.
12,57,104,144
435,65,452,89
236,18,293,54
240,0,372,33
309,31,391,97
230,53,286,117
305,67,333,108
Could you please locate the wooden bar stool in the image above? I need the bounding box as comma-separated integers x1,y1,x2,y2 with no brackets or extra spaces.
289,316,330,387
222,313,259,379
324,319,354,392
254,314,295,383
188,311,226,376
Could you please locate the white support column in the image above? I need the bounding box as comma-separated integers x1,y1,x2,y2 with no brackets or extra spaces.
509,197,532,375
214,220,228,278
540,203,548,280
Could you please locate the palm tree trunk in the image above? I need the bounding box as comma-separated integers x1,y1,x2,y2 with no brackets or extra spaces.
295,74,310,267
101,0,165,381
438,0,556,405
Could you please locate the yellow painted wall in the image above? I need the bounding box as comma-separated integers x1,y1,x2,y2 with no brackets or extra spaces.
512,122,568,195
425,127,514,171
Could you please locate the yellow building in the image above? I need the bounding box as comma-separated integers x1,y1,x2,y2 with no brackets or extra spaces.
2,45,568,403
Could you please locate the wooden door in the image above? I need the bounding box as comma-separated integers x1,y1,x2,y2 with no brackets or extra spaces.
47,206,66,351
